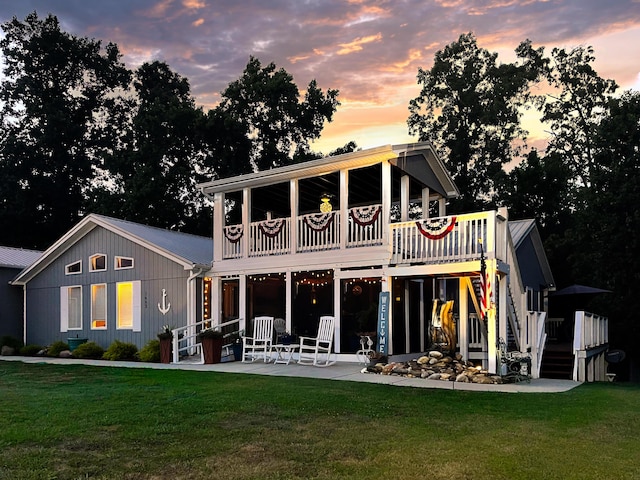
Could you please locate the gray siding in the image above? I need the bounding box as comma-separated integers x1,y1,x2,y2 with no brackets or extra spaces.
0,267,24,339
515,235,546,292
26,227,194,349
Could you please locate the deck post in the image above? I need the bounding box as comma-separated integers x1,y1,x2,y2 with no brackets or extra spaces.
381,161,391,245
242,188,250,258
333,269,341,353
458,278,469,362
213,192,224,262
290,180,298,255
340,170,348,250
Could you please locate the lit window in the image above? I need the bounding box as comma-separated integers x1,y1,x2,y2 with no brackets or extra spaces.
117,281,140,330
91,284,107,329
90,254,107,272
65,260,82,275
60,285,82,331
115,256,134,270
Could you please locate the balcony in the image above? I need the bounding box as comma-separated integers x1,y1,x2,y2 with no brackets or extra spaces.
221,206,506,265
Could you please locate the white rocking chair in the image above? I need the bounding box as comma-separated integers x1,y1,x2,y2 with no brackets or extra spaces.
298,316,336,367
242,316,274,363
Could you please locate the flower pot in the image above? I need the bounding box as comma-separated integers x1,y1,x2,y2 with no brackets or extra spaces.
159,337,172,364
201,336,223,364
231,343,243,361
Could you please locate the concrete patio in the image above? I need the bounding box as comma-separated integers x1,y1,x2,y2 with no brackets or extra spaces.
1,355,582,393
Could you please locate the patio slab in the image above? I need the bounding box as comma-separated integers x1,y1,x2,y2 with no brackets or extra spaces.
1,356,582,393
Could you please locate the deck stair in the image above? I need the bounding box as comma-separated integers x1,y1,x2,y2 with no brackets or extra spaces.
540,345,574,379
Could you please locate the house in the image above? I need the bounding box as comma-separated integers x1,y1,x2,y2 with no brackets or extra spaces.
11,214,212,349
196,142,559,376
0,246,42,341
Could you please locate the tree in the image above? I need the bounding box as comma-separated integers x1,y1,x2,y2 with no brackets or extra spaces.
408,33,544,213
90,61,211,234
0,12,130,249
217,56,340,172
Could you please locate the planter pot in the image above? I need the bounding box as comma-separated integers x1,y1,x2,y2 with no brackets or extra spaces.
67,338,88,352
201,336,223,364
231,343,243,361
159,337,172,364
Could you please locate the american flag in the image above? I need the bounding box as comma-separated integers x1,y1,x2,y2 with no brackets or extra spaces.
479,239,491,321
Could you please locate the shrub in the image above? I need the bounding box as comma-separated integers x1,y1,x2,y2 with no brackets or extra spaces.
102,340,138,361
72,341,105,360
0,335,23,351
138,339,161,363
19,344,43,356
48,341,69,357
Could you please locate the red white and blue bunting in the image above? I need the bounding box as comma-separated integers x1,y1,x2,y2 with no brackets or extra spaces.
258,218,285,237
350,205,381,227
415,216,457,240
303,212,335,232
223,225,244,243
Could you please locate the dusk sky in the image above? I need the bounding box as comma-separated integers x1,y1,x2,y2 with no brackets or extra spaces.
1,0,639,154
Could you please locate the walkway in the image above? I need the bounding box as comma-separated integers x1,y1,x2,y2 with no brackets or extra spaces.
1,356,581,393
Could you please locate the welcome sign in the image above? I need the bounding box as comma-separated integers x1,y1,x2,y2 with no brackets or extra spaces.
377,291,390,355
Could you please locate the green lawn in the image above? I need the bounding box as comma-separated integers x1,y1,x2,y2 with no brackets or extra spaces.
0,361,639,480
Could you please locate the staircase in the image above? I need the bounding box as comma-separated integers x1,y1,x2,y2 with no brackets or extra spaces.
540,346,574,379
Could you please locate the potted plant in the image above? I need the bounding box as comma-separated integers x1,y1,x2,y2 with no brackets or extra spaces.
197,327,224,364
157,325,173,364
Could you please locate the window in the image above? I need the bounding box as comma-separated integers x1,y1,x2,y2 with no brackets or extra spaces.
65,260,82,275
115,256,134,270
116,281,141,331
60,286,82,331
91,284,107,329
90,254,107,272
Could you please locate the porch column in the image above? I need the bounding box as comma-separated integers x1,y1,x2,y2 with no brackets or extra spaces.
422,187,430,219
381,161,391,245
438,198,446,217
242,188,251,259
285,270,292,332
211,276,221,325
404,280,410,353
498,273,508,346
458,278,469,362
417,279,425,352
487,260,499,373
333,269,341,353
239,274,247,334
340,170,348,250
213,192,225,262
382,275,392,355
290,180,298,255
400,175,410,222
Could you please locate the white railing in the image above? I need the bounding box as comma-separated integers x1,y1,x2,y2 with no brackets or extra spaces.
223,225,244,259
171,318,242,364
347,204,383,247
389,211,501,265
523,311,547,378
573,311,608,351
249,218,291,257
468,313,484,349
297,211,340,252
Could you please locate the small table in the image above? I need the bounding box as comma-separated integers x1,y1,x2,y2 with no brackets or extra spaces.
272,344,299,365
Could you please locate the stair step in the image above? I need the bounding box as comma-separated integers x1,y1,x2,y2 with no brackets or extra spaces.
541,350,574,380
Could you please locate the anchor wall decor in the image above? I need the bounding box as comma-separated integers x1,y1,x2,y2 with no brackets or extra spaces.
158,289,171,315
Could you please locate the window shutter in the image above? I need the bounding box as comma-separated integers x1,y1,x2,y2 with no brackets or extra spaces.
60,287,69,332
132,281,142,332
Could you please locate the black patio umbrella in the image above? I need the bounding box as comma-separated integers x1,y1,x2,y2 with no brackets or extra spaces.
551,284,612,296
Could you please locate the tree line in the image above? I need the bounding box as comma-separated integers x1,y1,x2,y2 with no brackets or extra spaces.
1,15,638,367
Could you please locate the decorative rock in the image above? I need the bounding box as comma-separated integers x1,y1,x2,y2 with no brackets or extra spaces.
1,345,15,356
472,375,494,384
455,373,470,382
441,356,453,363
417,356,430,365
59,350,73,358
427,373,441,380
455,353,463,361
429,351,443,359
429,357,439,365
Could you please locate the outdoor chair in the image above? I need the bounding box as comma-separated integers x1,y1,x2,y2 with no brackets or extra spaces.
242,316,274,363
298,315,336,367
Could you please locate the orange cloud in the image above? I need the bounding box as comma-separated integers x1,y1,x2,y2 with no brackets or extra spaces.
337,33,383,55
183,0,206,8
192,18,205,27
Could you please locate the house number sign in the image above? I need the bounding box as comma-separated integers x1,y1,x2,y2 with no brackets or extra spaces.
158,289,171,315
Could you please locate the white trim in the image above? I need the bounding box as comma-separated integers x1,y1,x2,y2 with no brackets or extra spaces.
114,256,134,270
90,283,108,330
65,260,82,275
61,285,82,331
89,253,107,272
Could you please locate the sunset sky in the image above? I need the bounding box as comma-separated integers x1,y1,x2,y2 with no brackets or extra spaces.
1,0,639,154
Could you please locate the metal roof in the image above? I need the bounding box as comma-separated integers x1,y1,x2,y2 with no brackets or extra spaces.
12,214,212,285
508,219,535,249
0,246,42,269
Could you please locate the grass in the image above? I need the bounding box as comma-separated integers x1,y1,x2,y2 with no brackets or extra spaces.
0,361,639,480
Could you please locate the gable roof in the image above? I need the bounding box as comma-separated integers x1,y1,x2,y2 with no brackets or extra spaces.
509,219,555,289
0,246,42,269
12,214,212,285
198,142,459,199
